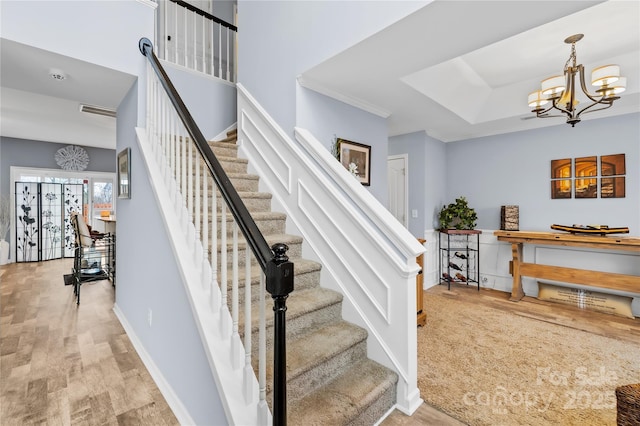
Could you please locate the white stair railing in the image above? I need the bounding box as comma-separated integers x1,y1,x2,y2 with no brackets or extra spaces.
237,83,426,415
141,59,272,425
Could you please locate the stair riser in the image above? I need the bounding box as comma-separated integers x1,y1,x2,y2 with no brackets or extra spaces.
243,302,343,352
187,191,271,213
209,217,286,238
348,382,397,426
215,241,302,268
188,158,248,174
214,197,271,213
224,268,321,305
270,340,368,405
191,176,259,192
209,144,238,158
219,160,247,174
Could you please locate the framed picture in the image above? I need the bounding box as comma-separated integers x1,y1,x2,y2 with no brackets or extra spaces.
337,138,371,186
117,148,131,199
574,156,597,199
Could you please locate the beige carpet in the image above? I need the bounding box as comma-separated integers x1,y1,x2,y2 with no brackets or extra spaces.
418,289,640,426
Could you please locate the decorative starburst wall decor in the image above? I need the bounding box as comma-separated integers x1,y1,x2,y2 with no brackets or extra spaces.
55,145,89,171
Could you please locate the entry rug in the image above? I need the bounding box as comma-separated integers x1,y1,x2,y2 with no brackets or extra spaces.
417,290,640,425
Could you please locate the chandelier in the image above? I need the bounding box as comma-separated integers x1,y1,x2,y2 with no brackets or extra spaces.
527,34,626,127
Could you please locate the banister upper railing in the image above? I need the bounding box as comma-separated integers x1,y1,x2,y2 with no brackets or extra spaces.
155,0,237,82
169,0,237,31
139,37,271,269
139,38,291,425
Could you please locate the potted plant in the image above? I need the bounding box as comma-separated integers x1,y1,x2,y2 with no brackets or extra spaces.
438,196,477,230
0,195,11,264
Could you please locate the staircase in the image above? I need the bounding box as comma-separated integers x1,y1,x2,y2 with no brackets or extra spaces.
212,129,399,425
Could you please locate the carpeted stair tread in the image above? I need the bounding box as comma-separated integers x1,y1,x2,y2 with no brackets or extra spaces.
288,358,398,426
245,287,342,333
199,125,397,423
217,211,287,221
218,233,303,253
225,258,321,293
263,321,368,399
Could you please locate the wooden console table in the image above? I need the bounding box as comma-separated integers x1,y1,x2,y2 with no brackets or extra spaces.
493,231,640,301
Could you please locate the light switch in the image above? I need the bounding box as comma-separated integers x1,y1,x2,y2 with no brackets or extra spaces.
411,209,418,218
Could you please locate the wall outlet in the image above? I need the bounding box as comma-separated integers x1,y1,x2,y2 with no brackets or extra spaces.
147,308,153,327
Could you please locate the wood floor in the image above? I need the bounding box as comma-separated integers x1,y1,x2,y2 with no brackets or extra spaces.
2,260,638,425
0,259,178,425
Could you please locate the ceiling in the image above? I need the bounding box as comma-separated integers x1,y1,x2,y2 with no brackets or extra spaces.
1,1,638,149
300,0,640,142
0,39,136,150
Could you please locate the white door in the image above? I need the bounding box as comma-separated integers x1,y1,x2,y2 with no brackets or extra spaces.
387,155,408,227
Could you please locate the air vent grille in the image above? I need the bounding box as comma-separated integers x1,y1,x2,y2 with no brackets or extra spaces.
79,104,117,118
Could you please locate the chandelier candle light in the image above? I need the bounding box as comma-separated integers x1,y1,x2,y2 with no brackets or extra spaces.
528,34,626,127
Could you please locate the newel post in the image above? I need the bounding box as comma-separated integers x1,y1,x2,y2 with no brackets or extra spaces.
266,243,294,426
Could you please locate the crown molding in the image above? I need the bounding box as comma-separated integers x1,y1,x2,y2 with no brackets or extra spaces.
297,75,391,118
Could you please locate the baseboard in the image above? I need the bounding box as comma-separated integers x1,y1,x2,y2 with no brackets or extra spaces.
211,122,237,142
112,303,195,425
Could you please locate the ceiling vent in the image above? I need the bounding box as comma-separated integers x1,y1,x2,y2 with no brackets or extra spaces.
79,104,117,118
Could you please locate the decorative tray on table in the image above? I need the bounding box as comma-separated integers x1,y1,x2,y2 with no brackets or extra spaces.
550,224,630,236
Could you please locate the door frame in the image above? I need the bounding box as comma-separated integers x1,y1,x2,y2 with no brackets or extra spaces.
387,154,409,227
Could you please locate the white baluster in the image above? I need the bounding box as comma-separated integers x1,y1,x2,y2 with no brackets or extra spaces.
181,131,187,228
226,26,230,81
231,222,241,369
243,244,254,402
163,0,168,61
195,147,201,255
201,14,206,73
218,24,222,78
187,140,193,226
192,11,197,70
209,19,214,77
183,6,187,68
220,202,229,336
210,180,219,312
202,167,209,290
258,273,270,425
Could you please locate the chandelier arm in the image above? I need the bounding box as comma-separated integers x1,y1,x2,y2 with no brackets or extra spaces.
576,101,614,117
577,65,612,104
549,97,572,116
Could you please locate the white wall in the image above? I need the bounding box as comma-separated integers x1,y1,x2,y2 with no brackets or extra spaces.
0,0,155,78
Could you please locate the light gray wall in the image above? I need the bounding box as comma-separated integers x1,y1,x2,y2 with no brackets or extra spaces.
389,132,426,237
445,112,640,234
389,131,448,237
238,0,427,140
212,0,235,24
164,63,237,139
297,87,389,204
115,81,226,425
0,137,115,197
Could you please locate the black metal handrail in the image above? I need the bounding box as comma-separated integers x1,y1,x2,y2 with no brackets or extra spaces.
140,38,291,426
169,0,237,32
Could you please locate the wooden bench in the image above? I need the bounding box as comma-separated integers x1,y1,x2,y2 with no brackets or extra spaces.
493,230,640,301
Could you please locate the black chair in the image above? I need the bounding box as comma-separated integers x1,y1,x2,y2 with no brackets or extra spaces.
69,213,115,304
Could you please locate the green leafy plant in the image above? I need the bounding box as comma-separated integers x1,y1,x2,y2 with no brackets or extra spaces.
438,196,477,230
